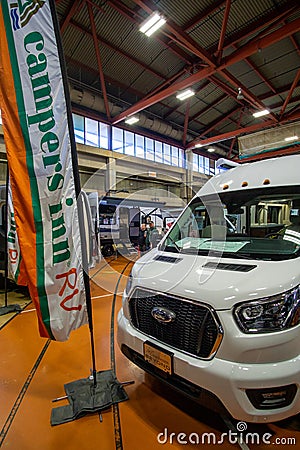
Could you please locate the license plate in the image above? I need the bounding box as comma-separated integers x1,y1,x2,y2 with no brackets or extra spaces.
143,342,173,375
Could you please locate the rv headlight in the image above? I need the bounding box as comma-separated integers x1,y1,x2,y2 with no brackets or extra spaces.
234,286,300,333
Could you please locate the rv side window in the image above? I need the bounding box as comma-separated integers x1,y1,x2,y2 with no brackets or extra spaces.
99,205,116,225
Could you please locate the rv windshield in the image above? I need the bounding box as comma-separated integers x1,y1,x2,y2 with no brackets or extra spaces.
160,186,300,261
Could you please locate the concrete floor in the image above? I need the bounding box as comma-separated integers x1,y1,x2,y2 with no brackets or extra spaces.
0,255,299,449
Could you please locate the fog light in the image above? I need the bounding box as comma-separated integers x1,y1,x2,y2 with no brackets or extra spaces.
246,384,297,410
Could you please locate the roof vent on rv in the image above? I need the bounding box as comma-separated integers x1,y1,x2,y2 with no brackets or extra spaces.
216,158,240,171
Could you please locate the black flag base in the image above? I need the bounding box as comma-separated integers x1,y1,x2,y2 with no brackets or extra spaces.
0,304,22,316
50,369,132,426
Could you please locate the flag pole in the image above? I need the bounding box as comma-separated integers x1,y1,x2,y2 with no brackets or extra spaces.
49,3,129,426
47,0,129,424
49,0,97,386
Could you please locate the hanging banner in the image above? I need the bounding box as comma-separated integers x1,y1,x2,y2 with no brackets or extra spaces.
0,0,88,340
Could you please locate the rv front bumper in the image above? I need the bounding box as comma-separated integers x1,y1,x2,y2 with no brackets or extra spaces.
117,308,300,423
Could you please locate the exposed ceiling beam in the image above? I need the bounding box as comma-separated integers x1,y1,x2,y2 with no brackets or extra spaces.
112,66,213,124
189,93,227,123
79,0,299,149
279,68,300,118
289,33,300,57
163,79,210,120
66,56,205,130
184,0,226,32
132,0,216,65
218,69,278,121
231,44,277,94
112,16,300,125
199,106,242,137
70,10,268,128
260,83,300,102
216,0,231,63
59,0,83,34
187,111,300,149
108,0,193,64
271,94,300,113
216,2,300,54
107,0,139,19
208,75,241,99
110,0,295,116
57,0,300,155
86,1,110,119
85,0,105,14
223,16,300,67
69,19,167,81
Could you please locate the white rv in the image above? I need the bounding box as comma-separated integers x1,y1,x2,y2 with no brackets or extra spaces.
117,154,300,423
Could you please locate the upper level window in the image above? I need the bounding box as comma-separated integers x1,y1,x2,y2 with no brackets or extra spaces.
135,134,145,158
193,153,199,171
145,138,154,161
85,118,99,147
124,130,135,156
163,144,171,165
179,148,185,168
171,146,179,166
73,114,84,144
112,127,124,153
155,141,163,163
204,157,210,175
72,113,190,170
100,122,109,149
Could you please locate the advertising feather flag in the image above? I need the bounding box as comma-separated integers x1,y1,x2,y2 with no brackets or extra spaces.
0,0,88,341
0,1,129,426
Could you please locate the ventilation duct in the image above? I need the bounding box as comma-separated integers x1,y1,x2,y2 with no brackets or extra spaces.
70,85,123,116
69,84,191,143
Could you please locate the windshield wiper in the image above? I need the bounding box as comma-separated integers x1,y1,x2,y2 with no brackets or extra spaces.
228,253,258,260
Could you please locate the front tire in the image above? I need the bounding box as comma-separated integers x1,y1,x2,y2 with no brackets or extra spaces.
101,243,114,257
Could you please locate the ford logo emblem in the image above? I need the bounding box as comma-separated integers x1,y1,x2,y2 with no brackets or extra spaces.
151,306,176,323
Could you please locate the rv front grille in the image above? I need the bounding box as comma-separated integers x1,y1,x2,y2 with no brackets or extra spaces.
128,288,223,359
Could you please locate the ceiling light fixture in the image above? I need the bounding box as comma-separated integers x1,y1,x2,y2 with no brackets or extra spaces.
253,109,270,118
176,89,195,101
284,135,298,142
207,147,215,153
195,143,203,148
125,116,139,125
237,87,244,100
139,11,166,37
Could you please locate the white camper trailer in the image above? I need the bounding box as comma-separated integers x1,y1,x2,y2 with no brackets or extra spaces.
97,196,175,256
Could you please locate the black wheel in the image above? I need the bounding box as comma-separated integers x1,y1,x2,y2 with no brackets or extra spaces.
102,244,114,257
